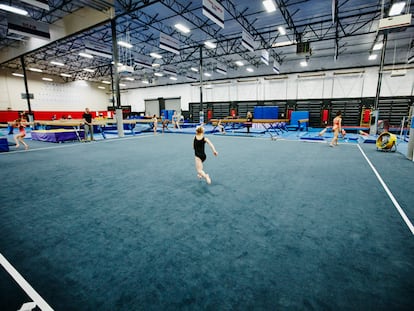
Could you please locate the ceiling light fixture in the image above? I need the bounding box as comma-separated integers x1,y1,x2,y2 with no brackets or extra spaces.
235,60,244,66
79,52,93,59
372,42,383,50
83,68,95,72
42,77,53,81
50,61,65,66
0,4,28,15
124,77,135,81
190,67,199,72
246,67,254,72
389,1,406,16
263,0,276,13
119,83,126,87
117,41,133,48
300,60,308,67
175,23,190,33
278,26,286,35
28,68,43,72
150,52,162,59
102,81,111,84
154,72,164,77
272,40,296,47
368,54,378,60
169,76,178,81
60,73,72,77
204,41,217,49
12,73,24,77
204,72,212,77
98,86,105,89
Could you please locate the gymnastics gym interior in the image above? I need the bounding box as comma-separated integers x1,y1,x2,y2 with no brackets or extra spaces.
1,1,414,310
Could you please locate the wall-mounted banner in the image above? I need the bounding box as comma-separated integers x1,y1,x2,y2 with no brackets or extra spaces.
160,32,180,55
20,0,50,10
261,50,269,65
242,30,255,52
135,55,152,69
273,60,280,74
85,41,112,59
202,0,224,29
8,15,50,40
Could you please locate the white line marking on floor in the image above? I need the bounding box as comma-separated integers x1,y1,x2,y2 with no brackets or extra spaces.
0,253,54,311
357,144,414,235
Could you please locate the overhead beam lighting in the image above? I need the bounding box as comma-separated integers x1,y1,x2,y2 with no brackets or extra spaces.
369,54,377,60
150,52,162,59
42,77,53,81
263,0,276,13
190,67,199,72
300,60,308,67
117,41,133,48
278,26,286,35
28,67,42,72
204,41,217,49
60,73,72,77
12,73,24,77
79,52,93,59
83,68,95,72
102,80,111,84
154,72,164,77
235,60,244,66
169,76,177,81
50,61,65,66
246,67,254,72
272,40,296,47
175,23,190,34
372,42,383,50
0,4,28,16
389,1,406,16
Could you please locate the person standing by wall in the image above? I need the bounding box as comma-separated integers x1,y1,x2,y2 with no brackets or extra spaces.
245,111,253,134
82,108,94,141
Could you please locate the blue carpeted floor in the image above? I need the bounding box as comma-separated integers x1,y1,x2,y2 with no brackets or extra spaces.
1,132,414,310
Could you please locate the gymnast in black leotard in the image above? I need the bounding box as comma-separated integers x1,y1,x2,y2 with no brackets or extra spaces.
193,126,218,184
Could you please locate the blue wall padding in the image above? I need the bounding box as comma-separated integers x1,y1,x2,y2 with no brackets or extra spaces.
290,111,309,125
0,136,8,152
254,106,278,119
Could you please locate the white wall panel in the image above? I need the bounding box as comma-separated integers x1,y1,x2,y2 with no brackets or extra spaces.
296,76,326,99
263,79,288,100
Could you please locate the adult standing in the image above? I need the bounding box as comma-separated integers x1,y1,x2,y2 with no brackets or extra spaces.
83,108,94,141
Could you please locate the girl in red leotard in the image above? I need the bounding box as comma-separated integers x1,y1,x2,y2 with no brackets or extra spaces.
14,117,29,150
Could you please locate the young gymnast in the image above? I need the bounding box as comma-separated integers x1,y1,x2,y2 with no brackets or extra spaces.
330,110,342,147
13,117,29,150
193,126,218,184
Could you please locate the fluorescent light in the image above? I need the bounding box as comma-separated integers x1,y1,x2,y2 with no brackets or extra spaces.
42,77,53,81
150,52,162,59
263,0,276,13
169,76,177,80
175,23,190,34
98,86,105,89
152,63,160,67
83,68,95,72
117,41,133,48
373,42,383,50
154,72,164,77
369,54,378,60
272,40,296,47
79,52,93,59
50,61,65,66
204,72,212,77
389,1,406,16
204,41,217,49
60,73,72,77
246,67,254,72
300,60,308,67
278,26,286,35
102,80,111,84
0,4,28,15
29,68,42,72
124,77,135,81
142,80,149,84
190,67,199,72
12,73,24,77
119,83,126,87
235,60,244,66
